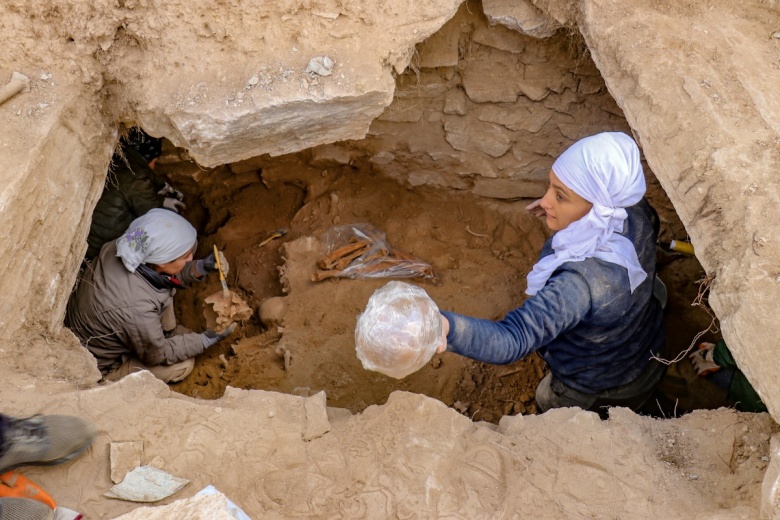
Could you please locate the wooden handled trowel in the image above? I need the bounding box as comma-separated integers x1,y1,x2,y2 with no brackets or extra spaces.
213,244,230,300
203,245,252,332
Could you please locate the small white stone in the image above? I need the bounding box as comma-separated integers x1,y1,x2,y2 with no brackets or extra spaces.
246,75,259,89
304,56,334,77
268,411,276,418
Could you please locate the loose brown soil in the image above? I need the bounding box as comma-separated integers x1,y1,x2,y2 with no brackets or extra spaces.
160,149,726,423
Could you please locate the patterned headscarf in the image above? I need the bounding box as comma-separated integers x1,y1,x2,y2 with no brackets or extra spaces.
116,209,197,273
526,132,648,295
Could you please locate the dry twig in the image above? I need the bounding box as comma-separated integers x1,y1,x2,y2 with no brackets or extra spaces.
653,274,719,365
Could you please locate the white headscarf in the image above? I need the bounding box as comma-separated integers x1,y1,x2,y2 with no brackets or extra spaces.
525,132,648,296
116,208,197,273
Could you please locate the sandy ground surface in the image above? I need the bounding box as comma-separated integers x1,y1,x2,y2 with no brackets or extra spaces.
0,368,774,519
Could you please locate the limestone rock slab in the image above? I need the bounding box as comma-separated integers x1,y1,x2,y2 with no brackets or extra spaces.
443,116,513,158
112,492,238,520
110,441,144,484
578,0,780,419
97,0,463,166
472,177,547,200
302,391,331,441
483,0,561,39
462,54,522,103
414,5,464,68
0,366,770,520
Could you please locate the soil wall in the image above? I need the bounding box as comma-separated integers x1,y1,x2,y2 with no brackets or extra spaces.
1,0,777,414
2,0,780,516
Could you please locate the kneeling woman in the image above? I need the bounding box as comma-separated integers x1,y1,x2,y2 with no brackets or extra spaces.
439,132,666,415
66,209,235,383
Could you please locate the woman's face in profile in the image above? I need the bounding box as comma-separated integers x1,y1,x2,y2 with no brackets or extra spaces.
154,246,195,276
538,170,592,231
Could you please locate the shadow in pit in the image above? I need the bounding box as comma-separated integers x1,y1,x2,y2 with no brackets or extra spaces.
642,358,732,418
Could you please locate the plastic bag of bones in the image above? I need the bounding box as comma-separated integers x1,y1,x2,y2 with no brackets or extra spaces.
312,223,440,285
355,281,442,379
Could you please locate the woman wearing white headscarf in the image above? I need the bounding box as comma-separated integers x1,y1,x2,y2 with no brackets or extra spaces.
66,209,236,383
439,132,666,417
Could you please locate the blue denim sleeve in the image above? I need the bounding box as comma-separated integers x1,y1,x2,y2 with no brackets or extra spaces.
441,270,591,365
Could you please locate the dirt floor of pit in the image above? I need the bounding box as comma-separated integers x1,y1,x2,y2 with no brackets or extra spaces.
157,150,733,424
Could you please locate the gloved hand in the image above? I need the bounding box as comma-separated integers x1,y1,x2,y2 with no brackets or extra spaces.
194,251,229,278
157,183,184,201
162,197,186,213
688,342,721,376
201,323,237,348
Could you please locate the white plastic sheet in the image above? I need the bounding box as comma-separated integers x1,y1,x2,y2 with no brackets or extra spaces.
355,281,441,379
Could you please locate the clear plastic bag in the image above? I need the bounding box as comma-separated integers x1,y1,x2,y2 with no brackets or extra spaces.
355,281,442,379
312,223,440,284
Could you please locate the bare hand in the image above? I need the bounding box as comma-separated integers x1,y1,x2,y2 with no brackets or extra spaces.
436,314,450,354
526,199,547,219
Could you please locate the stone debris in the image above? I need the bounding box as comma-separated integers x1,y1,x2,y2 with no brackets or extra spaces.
304,56,335,77
312,11,340,20
0,71,30,106
112,487,248,519
104,466,189,503
761,435,780,518
302,391,331,441
245,75,259,89
310,144,352,167
110,441,144,484
482,0,560,39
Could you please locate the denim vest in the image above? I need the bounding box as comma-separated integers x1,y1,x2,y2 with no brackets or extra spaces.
443,199,665,393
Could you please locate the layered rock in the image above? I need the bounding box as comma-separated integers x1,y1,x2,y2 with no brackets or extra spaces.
1,371,772,518
576,0,780,417
352,3,629,200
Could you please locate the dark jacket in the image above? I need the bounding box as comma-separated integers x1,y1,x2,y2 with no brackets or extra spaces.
86,148,167,260
65,241,205,374
442,199,665,394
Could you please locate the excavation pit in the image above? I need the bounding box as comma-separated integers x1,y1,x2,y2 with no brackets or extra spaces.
160,148,720,423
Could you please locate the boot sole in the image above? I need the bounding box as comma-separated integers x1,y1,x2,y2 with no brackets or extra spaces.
0,439,93,474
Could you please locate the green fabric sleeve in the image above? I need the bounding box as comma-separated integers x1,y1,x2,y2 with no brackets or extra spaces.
712,340,767,413
712,340,736,369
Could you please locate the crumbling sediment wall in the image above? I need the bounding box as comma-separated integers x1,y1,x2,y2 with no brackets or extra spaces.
2,0,779,421
343,2,632,201
0,0,462,381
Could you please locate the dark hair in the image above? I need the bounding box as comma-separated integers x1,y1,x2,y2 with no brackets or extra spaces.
121,127,163,163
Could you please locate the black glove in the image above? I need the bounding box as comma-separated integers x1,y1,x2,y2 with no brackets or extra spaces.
196,251,229,278
201,323,237,348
